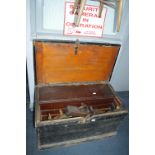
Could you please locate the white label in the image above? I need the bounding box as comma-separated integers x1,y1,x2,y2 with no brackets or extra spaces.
91,118,96,122
64,2,108,38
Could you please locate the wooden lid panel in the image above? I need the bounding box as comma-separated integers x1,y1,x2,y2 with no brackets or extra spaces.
34,41,120,84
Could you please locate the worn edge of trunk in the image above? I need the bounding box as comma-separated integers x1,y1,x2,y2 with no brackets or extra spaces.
36,81,107,88
108,83,124,107
35,87,40,127
37,110,128,127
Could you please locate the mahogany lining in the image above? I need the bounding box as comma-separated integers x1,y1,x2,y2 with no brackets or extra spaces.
37,84,120,122
38,84,114,102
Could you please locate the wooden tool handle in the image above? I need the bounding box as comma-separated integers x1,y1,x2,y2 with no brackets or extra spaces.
76,0,87,26
117,0,123,32
98,0,104,18
72,0,81,14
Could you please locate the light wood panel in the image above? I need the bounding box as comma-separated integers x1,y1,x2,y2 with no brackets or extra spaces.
34,41,120,84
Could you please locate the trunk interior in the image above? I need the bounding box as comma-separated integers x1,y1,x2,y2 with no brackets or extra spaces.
36,83,122,122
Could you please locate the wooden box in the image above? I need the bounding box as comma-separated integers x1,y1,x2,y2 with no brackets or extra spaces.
34,40,128,149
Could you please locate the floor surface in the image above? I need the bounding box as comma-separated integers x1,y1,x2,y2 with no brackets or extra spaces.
26,91,129,155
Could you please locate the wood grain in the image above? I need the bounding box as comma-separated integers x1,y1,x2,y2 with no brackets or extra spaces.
38,84,114,102
34,41,120,84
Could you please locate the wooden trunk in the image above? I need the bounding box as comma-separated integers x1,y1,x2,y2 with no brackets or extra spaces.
34,40,128,149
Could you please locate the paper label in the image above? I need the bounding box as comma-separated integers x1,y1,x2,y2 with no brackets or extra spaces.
64,2,108,38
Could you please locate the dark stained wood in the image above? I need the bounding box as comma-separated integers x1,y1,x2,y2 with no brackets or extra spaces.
38,132,117,149
40,99,114,110
34,41,120,84
38,83,114,103
38,111,127,149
